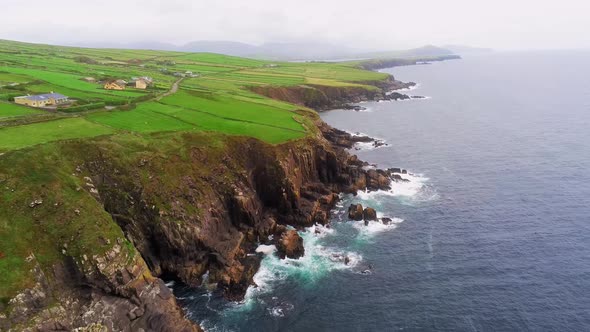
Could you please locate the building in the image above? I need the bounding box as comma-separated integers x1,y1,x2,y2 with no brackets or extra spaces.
135,78,149,89
14,93,69,108
129,76,153,89
104,80,127,90
184,71,200,78
82,77,96,83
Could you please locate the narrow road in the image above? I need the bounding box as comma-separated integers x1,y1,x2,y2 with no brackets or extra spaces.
156,77,183,101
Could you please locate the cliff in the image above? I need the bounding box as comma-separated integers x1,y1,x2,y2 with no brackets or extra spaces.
0,74,404,331
250,76,414,110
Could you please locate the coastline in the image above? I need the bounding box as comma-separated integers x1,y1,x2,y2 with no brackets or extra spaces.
0,56,456,331
176,58,448,319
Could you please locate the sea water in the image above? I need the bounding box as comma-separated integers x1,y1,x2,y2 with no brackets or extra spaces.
175,50,590,331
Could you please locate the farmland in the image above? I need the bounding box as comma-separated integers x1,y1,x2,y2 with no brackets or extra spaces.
0,39,388,151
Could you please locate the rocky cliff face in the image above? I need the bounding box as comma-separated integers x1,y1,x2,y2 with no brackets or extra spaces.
1,73,405,331
82,123,394,302
250,76,413,110
2,236,199,332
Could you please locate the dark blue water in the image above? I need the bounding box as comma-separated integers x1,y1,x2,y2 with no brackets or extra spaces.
177,51,590,331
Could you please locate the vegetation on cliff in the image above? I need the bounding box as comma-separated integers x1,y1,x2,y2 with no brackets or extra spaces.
351,54,461,71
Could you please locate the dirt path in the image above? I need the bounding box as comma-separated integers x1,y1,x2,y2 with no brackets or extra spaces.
156,77,183,101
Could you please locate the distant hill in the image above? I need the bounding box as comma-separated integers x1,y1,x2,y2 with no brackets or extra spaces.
180,40,259,56
70,41,179,51
181,41,361,60
67,39,464,61
357,45,455,59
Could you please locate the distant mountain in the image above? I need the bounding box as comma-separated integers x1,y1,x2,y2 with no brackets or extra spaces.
442,45,494,54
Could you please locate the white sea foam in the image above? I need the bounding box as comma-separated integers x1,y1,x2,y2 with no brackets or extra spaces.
353,140,390,151
344,130,390,151
268,302,294,317
347,131,371,137
255,244,277,255
240,224,361,309
354,172,437,202
355,107,373,113
352,217,404,240
403,95,432,101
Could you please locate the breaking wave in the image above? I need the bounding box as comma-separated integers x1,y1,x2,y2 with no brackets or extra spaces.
355,171,439,204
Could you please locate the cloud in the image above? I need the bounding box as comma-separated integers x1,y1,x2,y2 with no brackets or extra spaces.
0,0,588,50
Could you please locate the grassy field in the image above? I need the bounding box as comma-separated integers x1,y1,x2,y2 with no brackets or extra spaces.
0,117,114,151
0,39,388,150
0,101,42,118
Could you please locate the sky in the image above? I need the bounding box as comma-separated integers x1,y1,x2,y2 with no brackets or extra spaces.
1,0,588,51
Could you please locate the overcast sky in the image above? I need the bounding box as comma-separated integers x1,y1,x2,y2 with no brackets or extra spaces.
1,0,588,50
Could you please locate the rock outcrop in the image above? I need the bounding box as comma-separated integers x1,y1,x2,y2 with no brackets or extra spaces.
2,244,199,332
276,230,305,259
363,207,377,221
348,204,364,221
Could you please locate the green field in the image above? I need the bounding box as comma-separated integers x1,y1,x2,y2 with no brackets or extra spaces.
0,117,114,151
0,101,42,118
0,39,388,150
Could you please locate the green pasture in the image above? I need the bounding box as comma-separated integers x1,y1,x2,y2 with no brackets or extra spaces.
0,39,388,150
0,102,42,118
0,117,114,151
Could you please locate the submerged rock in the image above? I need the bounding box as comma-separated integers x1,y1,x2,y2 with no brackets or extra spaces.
348,204,364,221
276,230,305,259
381,217,392,225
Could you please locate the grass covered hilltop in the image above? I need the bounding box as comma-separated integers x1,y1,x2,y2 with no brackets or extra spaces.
0,39,450,330
0,39,388,149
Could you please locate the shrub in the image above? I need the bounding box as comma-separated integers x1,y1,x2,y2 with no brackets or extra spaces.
103,99,130,106
73,56,98,64
132,93,156,103
60,102,105,113
118,103,137,111
3,85,26,91
0,93,23,101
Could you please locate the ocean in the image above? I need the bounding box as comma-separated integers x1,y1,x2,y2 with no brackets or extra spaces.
174,50,590,331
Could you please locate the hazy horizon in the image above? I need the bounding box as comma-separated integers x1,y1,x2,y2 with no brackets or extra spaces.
1,0,589,52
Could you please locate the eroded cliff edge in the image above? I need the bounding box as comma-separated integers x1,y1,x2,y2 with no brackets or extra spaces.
0,73,406,331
